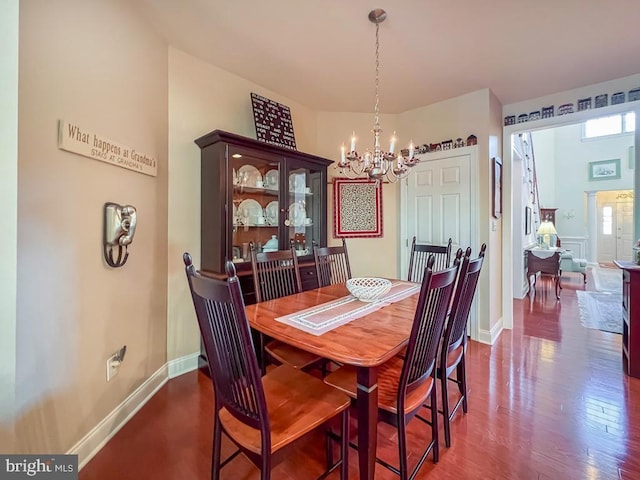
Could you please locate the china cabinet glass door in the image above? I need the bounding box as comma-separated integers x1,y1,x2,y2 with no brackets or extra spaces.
284,159,325,259
229,145,281,265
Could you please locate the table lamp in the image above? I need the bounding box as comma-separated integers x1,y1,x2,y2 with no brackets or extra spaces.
537,220,557,249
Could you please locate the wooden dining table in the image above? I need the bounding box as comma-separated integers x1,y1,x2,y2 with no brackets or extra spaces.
243,282,420,480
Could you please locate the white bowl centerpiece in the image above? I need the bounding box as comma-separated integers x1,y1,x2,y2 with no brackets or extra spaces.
346,277,392,302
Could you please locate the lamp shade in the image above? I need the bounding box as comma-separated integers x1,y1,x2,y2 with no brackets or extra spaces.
537,220,557,236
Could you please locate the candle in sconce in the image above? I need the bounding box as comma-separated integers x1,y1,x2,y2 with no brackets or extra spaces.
340,144,346,163
397,153,403,167
350,132,356,152
408,141,414,159
389,131,396,154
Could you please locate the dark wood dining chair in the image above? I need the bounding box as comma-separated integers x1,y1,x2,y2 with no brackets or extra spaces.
313,238,352,287
438,243,486,448
526,250,561,299
324,256,460,479
407,236,453,282
183,253,350,480
250,245,325,373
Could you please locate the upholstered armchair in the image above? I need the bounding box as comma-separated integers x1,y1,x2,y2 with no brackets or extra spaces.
559,250,587,283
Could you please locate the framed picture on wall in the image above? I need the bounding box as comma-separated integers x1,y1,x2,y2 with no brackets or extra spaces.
525,206,532,235
492,156,502,219
333,178,383,238
588,158,620,181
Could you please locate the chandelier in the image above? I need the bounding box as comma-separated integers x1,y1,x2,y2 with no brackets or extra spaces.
336,8,418,183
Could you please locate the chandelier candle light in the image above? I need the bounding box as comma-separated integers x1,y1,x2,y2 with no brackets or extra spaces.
337,9,418,183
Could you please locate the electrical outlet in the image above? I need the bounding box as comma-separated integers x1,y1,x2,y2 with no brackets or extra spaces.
106,345,127,382
106,353,121,381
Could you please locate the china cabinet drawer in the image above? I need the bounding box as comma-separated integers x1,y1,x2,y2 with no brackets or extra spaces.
299,262,319,291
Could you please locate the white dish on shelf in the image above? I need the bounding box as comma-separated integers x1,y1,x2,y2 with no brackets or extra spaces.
289,172,306,192
237,164,262,188
237,199,263,226
288,201,306,227
264,169,279,190
265,201,279,226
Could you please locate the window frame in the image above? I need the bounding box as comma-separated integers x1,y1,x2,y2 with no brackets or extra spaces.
582,112,636,141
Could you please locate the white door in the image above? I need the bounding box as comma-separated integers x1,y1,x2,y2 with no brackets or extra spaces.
597,200,616,262
597,192,633,263
616,198,634,261
400,146,478,338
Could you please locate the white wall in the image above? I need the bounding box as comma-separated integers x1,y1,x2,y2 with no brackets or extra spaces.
168,80,505,354
316,89,503,343
167,48,319,363
504,73,640,121
315,111,399,279
531,128,556,207
503,74,640,320
14,0,168,455
0,0,19,449
532,123,634,237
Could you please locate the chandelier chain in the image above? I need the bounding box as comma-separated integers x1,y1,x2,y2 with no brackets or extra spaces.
337,8,419,183
374,22,380,133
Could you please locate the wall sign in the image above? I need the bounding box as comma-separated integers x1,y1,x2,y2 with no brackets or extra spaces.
250,93,297,150
58,120,157,177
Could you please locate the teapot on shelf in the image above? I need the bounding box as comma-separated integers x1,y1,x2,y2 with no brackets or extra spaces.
263,235,278,253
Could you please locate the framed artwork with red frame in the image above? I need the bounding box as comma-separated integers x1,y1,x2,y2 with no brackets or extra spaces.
333,178,383,238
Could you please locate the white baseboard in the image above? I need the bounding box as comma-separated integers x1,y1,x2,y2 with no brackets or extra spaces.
70,352,201,469
168,352,200,378
477,316,504,345
69,364,170,470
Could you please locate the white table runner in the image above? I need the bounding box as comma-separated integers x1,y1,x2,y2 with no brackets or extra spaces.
275,281,420,335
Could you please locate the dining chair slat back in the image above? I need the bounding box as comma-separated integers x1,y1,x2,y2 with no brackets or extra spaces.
251,244,324,373
394,252,461,476
183,253,350,479
407,236,453,283
439,243,486,447
403,252,461,393
251,246,302,302
325,253,461,479
184,254,267,432
313,238,352,287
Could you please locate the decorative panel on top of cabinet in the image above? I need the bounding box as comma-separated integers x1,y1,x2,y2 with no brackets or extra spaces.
195,130,331,303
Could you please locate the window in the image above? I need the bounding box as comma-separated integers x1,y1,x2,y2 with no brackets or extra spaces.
583,112,636,139
602,206,613,235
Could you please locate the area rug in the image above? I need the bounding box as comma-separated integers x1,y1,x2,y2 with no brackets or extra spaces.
591,266,622,293
576,290,622,334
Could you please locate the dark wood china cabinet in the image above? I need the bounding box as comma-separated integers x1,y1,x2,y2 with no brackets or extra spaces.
614,261,640,378
195,130,332,304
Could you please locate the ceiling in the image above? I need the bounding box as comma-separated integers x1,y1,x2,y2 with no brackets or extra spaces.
134,0,640,114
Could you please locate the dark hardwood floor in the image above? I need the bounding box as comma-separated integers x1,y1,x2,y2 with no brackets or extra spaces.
80,270,640,479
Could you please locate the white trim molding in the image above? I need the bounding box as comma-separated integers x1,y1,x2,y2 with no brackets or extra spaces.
477,316,504,345
168,352,200,378
67,352,200,469
560,236,588,259
69,366,168,469
70,353,200,470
